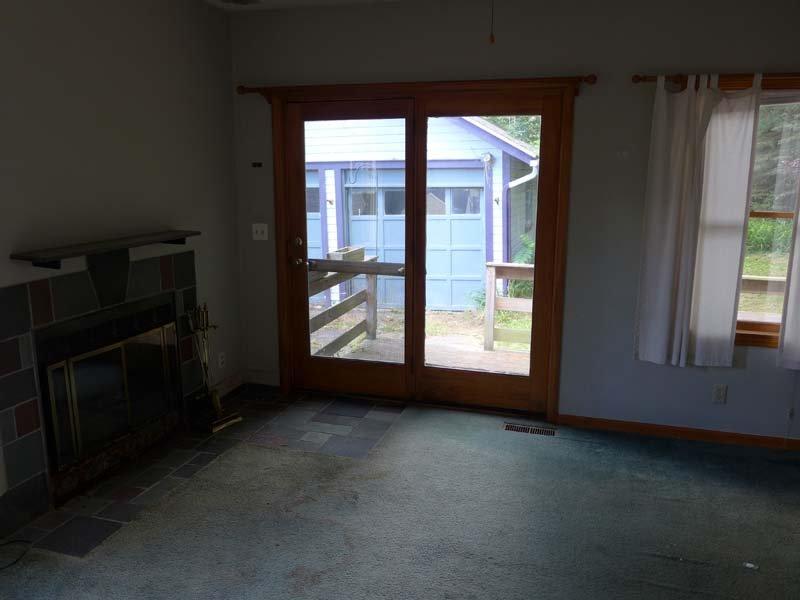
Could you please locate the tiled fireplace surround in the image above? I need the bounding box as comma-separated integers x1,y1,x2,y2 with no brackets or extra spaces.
0,251,202,536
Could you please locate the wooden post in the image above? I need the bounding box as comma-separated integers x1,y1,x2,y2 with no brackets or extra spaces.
484,265,496,350
365,273,378,339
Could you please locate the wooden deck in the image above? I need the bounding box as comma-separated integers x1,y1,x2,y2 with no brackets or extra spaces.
339,334,530,375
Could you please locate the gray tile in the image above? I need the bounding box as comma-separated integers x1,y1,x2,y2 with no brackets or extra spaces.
0,285,31,340
291,397,334,412
300,431,331,444
297,420,353,436
321,399,372,418
95,485,146,503
0,408,16,443
255,424,306,441
0,474,50,538
4,431,45,488
97,502,144,523
311,413,360,427
36,516,122,557
364,407,404,422
350,418,393,441
130,477,184,506
157,449,196,469
182,287,197,313
6,525,48,543
0,338,21,377
270,408,317,428
172,463,203,478
31,510,75,531
60,495,112,517
216,417,268,439
50,271,99,321
0,369,36,411
197,436,240,455
188,452,217,467
18,333,33,369
286,438,327,452
130,466,174,488
249,433,292,448
87,249,130,307
173,252,196,289
127,257,162,299
319,435,376,458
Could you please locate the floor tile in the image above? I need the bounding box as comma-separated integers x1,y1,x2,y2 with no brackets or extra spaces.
100,485,147,503
5,526,49,543
300,431,331,445
130,466,175,488
249,433,291,448
256,424,306,441
188,452,217,467
350,418,392,441
172,463,203,478
286,438,327,452
270,408,317,428
35,516,122,558
60,496,112,517
130,477,184,506
158,449,197,469
167,435,209,450
318,435,376,458
31,511,75,531
297,420,353,436
311,413,361,426
321,399,372,418
197,436,241,455
97,503,144,523
291,397,334,412
364,407,404,422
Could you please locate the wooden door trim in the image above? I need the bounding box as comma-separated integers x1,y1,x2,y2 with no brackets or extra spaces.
255,77,582,421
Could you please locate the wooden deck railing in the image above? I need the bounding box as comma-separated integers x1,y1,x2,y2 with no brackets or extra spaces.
484,262,534,351
307,247,404,357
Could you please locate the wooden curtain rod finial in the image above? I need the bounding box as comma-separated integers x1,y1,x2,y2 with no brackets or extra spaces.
583,74,598,85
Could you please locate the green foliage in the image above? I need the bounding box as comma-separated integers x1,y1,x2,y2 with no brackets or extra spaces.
483,115,541,151
746,218,794,253
750,102,800,212
508,234,535,299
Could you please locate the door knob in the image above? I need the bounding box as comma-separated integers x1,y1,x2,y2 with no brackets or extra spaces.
294,236,304,247
293,258,306,266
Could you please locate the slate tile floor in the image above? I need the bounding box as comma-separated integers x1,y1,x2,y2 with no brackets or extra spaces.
1,389,405,558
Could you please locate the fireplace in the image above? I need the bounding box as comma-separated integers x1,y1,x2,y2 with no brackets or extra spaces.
36,292,181,499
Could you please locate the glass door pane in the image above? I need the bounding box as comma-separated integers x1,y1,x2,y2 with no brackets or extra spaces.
424,114,541,375
303,118,406,364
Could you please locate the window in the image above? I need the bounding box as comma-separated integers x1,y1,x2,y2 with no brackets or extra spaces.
349,190,376,215
451,188,481,214
426,188,446,215
305,187,320,213
736,99,800,346
384,189,405,215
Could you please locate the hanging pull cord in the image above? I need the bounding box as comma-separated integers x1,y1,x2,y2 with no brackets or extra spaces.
489,0,495,44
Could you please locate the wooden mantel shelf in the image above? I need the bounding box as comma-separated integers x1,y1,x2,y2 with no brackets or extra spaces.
10,230,201,269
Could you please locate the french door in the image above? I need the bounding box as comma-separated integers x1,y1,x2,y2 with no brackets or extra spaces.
274,82,575,418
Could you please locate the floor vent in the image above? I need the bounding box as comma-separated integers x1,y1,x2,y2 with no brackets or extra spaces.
504,423,556,436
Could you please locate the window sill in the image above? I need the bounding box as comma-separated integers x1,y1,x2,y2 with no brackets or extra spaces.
735,320,780,348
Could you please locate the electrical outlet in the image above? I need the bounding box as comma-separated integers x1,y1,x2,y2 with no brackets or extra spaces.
712,384,728,405
217,352,226,370
252,223,268,241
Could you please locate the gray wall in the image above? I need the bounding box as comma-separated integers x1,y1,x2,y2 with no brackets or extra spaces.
231,0,800,439
1,1,240,389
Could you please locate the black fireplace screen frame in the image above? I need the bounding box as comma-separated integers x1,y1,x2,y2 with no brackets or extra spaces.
36,292,181,471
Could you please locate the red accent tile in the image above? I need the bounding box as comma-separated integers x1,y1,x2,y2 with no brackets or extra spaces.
29,279,54,327
0,338,21,377
180,336,195,362
160,256,175,290
15,398,40,437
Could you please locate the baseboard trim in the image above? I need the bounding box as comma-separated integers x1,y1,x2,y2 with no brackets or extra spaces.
557,414,800,451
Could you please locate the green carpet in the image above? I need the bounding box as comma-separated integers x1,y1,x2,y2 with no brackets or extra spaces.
2,405,799,599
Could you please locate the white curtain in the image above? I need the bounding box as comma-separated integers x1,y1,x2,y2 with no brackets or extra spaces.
635,75,762,367
691,75,762,365
780,205,800,368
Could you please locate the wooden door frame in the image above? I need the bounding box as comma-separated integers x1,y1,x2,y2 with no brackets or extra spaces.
241,76,587,422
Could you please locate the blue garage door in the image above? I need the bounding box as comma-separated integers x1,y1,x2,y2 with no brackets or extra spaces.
344,168,485,310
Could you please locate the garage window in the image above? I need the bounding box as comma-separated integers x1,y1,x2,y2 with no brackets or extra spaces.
384,189,406,215
452,188,481,214
350,190,376,215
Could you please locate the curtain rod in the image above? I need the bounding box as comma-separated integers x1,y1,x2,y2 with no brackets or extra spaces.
632,73,800,90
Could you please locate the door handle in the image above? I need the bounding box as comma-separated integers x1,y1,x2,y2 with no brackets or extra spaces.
294,236,304,247
293,258,307,267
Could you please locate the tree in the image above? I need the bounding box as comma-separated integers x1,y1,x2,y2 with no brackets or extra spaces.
484,115,541,152
750,102,800,212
